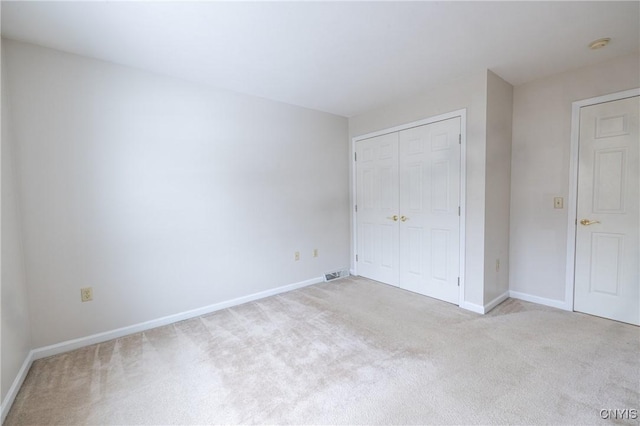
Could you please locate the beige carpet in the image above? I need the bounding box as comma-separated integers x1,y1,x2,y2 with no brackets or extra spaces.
5,276,639,425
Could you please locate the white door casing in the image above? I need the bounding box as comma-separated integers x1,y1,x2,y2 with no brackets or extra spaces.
355,132,400,286
574,95,639,325
399,118,461,303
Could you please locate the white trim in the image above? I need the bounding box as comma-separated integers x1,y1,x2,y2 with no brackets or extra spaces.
352,110,465,143
1,276,324,419
566,88,640,312
510,290,570,311
351,128,358,276
31,276,323,360
484,291,509,314
350,109,467,308
459,301,484,315
460,291,508,315
458,111,467,309
1,350,34,423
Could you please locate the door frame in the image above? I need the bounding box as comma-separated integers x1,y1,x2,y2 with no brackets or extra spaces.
351,108,467,307
565,88,640,311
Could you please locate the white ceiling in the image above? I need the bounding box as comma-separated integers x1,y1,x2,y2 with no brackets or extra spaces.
2,1,639,117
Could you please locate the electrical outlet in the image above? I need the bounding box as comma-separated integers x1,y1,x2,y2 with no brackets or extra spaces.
294,251,300,261
313,248,318,258
80,287,93,302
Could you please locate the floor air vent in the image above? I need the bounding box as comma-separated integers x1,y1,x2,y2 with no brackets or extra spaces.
324,270,349,282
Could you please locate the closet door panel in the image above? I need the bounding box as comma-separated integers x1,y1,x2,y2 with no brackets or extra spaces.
399,117,460,303
356,132,400,286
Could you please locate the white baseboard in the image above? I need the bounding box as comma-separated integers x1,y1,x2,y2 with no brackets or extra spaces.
460,291,509,315
2,276,325,420
32,276,324,361
1,350,34,424
509,290,570,311
460,301,484,314
484,291,510,314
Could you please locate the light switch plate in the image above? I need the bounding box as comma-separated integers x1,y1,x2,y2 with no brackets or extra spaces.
554,197,563,209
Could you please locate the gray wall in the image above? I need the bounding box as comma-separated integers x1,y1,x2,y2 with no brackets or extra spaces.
1,44,33,405
484,71,513,304
2,39,350,349
510,52,640,305
349,70,489,308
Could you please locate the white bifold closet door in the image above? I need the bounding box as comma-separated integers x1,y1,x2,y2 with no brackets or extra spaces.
356,117,461,304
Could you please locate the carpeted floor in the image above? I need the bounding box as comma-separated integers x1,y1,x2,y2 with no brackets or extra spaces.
5,276,639,425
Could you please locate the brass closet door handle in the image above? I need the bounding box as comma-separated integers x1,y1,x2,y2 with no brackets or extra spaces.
387,215,399,222
580,219,601,226
400,216,408,222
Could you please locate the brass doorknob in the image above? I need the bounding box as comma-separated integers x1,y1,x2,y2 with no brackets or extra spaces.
400,216,408,222
387,215,399,222
580,219,601,226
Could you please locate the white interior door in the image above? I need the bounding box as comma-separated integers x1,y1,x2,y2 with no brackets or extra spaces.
398,118,461,303
355,132,400,286
574,96,639,325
